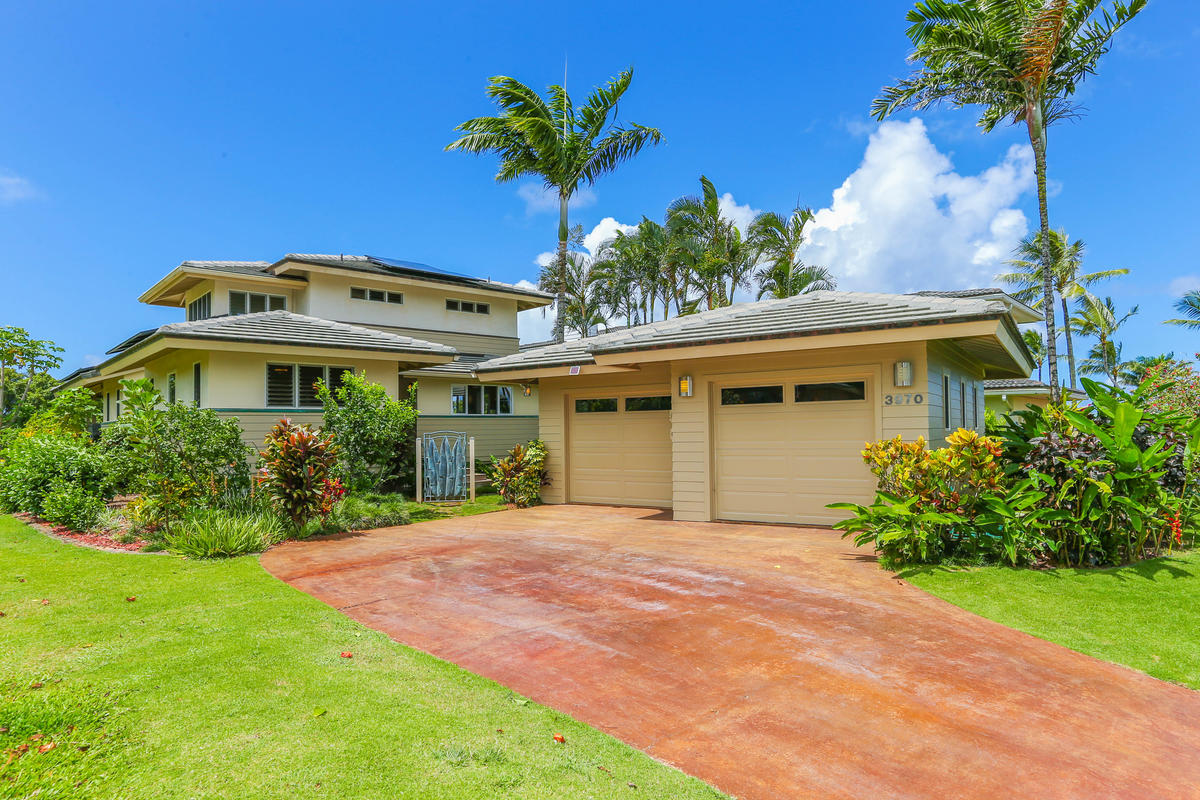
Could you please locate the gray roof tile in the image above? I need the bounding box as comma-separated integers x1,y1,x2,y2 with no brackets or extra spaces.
478,291,1009,373
157,311,457,355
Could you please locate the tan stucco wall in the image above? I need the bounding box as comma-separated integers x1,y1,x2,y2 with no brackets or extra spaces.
533,339,991,522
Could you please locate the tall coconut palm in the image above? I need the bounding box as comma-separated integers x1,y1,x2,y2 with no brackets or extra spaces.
1022,328,1048,382
591,232,644,327
447,69,663,342
996,229,1128,387
754,262,836,300
1071,295,1137,386
1165,290,1200,329
874,0,1146,400
556,252,608,339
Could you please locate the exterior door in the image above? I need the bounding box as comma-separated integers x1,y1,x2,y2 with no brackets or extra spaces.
568,391,673,508
712,374,876,525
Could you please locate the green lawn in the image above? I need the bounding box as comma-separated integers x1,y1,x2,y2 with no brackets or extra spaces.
0,515,723,800
406,491,505,523
903,552,1200,689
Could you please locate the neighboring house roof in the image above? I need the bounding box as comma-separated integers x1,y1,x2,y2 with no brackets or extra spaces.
910,288,1041,324
478,291,1026,374
984,378,1087,400
105,327,158,355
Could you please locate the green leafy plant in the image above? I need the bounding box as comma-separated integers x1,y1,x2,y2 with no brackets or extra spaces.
830,493,966,569
0,432,110,516
487,440,548,508
256,418,340,531
317,372,419,493
305,494,411,536
164,508,286,558
41,478,106,531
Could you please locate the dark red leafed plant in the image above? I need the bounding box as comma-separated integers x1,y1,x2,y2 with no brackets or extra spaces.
256,418,340,531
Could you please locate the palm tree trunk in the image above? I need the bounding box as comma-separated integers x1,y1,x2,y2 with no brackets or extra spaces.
1026,104,1060,402
553,191,569,344
1060,295,1077,388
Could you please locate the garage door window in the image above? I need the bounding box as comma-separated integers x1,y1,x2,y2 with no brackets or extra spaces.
720,386,783,405
794,381,865,402
575,398,618,413
625,396,671,411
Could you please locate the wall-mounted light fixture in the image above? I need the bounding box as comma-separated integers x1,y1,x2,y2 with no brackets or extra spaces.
894,361,914,388
678,375,694,397
520,384,533,398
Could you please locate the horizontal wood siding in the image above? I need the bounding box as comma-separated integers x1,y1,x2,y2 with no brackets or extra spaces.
216,411,325,452
415,415,538,460
355,324,520,355
926,341,987,446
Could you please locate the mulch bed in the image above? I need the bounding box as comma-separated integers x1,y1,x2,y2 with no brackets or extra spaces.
12,513,156,554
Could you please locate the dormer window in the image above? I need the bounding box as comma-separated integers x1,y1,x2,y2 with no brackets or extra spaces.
187,292,212,321
350,287,404,304
229,290,286,315
446,299,489,314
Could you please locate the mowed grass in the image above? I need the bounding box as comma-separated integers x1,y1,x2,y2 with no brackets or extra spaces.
0,515,724,800
903,552,1200,689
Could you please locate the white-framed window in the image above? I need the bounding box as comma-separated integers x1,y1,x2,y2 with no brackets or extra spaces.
105,392,111,421
266,364,354,408
167,373,177,404
959,381,966,428
187,292,211,321
350,286,404,304
116,387,123,417
229,290,287,315
450,384,513,415
445,298,490,315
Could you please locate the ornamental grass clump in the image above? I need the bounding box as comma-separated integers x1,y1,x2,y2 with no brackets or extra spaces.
165,508,286,558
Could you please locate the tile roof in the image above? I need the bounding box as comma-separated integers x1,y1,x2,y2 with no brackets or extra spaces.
984,378,1087,398
277,254,552,302
478,291,1012,373
179,260,301,279
155,311,457,355
403,354,492,377
911,288,1008,299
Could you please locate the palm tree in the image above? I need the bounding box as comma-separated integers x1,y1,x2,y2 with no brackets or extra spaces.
748,207,835,300
447,69,663,342
755,262,836,300
556,252,607,339
1071,295,1137,386
1165,290,1200,329
874,0,1146,400
591,232,643,327
996,229,1128,387
1022,328,1048,382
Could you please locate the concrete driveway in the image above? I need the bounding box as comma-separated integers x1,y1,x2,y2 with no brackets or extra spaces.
261,505,1200,800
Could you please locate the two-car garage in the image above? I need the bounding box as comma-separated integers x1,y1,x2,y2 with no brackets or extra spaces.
564,372,879,526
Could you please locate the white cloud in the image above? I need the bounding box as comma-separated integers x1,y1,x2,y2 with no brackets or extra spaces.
798,118,1035,292
0,171,39,204
717,193,760,236
83,354,104,366
516,278,556,344
582,216,638,256
517,182,597,215
1169,275,1200,296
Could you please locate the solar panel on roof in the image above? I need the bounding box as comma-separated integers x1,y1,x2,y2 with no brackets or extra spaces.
365,255,474,280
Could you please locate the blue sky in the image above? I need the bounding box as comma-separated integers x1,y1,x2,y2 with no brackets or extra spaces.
0,1,1196,374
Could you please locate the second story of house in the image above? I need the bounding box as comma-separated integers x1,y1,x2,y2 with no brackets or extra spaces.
137,253,552,356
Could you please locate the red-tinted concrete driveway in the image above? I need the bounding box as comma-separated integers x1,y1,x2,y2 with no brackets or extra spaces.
262,505,1200,800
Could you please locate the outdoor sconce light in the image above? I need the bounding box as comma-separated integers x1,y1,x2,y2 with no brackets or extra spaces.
894,361,914,388
521,384,533,397
678,375,694,398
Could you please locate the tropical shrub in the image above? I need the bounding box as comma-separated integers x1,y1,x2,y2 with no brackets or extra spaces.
164,508,286,558
1140,356,1200,418
0,433,110,516
20,387,100,438
830,493,966,569
256,418,340,531
104,379,252,531
317,373,419,493
488,440,548,508
41,479,106,531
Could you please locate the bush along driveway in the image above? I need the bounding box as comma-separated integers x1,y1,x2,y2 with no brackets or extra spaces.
0,514,724,800
264,504,1200,800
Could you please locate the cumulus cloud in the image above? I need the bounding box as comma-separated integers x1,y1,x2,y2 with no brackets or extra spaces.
0,171,40,204
1168,275,1199,296
717,193,761,236
517,182,597,215
798,119,1035,293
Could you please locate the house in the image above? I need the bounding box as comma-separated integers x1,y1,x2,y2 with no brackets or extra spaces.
58,254,552,456
475,290,1036,526
984,378,1085,415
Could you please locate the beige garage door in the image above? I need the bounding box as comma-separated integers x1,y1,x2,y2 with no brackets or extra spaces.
713,376,877,525
568,391,673,508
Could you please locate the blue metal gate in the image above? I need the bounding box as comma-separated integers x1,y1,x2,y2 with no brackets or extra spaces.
418,431,472,502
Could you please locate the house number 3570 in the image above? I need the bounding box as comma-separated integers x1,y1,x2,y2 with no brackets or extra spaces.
883,393,924,405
